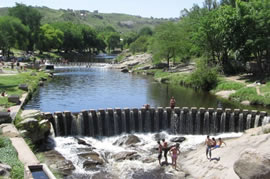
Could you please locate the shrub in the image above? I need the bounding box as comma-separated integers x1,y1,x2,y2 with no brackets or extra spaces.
186,59,219,90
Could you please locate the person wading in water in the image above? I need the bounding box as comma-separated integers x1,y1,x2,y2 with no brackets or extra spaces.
157,141,163,166
170,96,176,109
162,139,169,164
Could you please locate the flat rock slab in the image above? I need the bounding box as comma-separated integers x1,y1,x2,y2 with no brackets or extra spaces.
215,90,236,99
0,124,20,137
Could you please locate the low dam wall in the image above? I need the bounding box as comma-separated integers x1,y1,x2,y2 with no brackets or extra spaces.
43,107,270,137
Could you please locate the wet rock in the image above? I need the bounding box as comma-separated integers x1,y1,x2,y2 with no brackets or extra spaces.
170,137,186,143
113,134,141,146
42,150,75,176
111,151,138,161
121,68,129,73
75,137,92,147
80,151,105,170
77,147,94,153
0,162,11,178
153,63,168,69
142,157,156,163
234,148,270,179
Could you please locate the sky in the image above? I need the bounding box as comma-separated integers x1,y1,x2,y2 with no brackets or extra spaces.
0,0,205,18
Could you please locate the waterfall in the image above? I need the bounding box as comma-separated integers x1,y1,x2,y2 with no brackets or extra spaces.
45,107,270,137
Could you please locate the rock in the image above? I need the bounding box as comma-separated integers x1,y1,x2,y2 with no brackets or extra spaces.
153,133,166,141
153,63,168,69
18,84,28,91
0,124,20,137
142,157,156,163
113,134,141,146
170,137,186,143
75,137,92,147
121,68,129,73
234,148,270,179
0,162,11,177
136,65,151,70
21,110,41,119
8,95,20,104
19,118,39,132
43,150,75,176
241,100,251,106
30,72,37,76
0,111,11,124
111,151,137,161
39,81,44,86
19,118,51,143
80,151,105,170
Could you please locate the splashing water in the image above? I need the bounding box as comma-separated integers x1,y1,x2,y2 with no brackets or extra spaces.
54,132,242,178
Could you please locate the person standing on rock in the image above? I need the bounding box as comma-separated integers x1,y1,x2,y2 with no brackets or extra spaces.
157,141,163,166
205,135,213,160
162,139,169,164
169,143,181,170
170,96,176,109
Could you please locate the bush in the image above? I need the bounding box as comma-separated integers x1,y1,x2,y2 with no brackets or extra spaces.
212,80,245,93
186,59,219,90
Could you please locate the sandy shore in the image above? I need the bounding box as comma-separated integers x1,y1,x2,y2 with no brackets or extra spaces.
179,124,270,179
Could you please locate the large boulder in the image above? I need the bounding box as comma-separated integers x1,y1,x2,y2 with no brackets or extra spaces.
79,151,105,170
113,134,141,146
234,149,270,179
19,118,51,143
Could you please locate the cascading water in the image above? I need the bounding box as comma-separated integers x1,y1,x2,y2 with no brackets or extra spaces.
53,132,243,179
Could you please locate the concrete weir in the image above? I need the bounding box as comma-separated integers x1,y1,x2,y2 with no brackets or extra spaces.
43,107,270,137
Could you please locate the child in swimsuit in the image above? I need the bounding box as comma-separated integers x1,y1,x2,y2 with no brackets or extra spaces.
169,143,180,169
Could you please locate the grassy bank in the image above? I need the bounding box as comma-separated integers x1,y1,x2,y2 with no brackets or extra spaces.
0,137,24,179
0,71,48,108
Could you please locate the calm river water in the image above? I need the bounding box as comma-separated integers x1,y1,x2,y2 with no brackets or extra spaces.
24,66,269,113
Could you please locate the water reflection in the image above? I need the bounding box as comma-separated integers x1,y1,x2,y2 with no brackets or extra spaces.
24,67,270,113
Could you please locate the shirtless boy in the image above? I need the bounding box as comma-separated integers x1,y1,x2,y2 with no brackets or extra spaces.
205,135,213,159
157,141,163,165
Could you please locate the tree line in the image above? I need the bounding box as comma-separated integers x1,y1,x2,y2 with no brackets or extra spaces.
123,0,270,76
0,3,121,57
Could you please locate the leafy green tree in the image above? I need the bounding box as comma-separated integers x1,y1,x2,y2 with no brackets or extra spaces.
0,16,29,57
138,27,153,36
129,36,150,54
151,22,182,67
9,3,42,51
105,32,120,53
37,24,63,53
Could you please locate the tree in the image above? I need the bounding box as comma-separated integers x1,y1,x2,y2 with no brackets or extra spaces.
36,24,63,53
0,16,29,57
105,32,120,53
129,36,150,54
9,3,42,51
151,22,182,67
138,27,153,36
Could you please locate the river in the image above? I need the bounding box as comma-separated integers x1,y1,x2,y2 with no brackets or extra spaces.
24,65,268,113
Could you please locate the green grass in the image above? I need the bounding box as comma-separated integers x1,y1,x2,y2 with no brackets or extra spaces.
0,137,24,179
0,71,48,108
212,80,245,93
229,87,270,105
260,82,270,96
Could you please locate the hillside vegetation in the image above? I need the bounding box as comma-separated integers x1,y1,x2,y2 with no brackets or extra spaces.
0,6,170,33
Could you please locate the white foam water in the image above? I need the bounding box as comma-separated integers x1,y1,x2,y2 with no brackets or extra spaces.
54,132,243,178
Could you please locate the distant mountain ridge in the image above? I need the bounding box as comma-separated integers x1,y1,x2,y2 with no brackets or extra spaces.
0,6,177,32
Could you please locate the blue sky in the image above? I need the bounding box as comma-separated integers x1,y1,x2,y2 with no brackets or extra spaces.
1,0,205,18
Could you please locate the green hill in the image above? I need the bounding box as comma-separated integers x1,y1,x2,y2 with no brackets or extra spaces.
0,6,175,33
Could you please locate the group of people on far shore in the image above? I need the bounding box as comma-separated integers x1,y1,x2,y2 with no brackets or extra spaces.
157,139,181,170
205,135,226,160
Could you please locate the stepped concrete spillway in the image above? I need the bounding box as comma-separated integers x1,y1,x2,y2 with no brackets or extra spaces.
43,107,270,137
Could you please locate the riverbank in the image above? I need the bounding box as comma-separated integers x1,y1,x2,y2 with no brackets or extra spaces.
112,52,270,109
0,68,51,178
179,123,270,179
